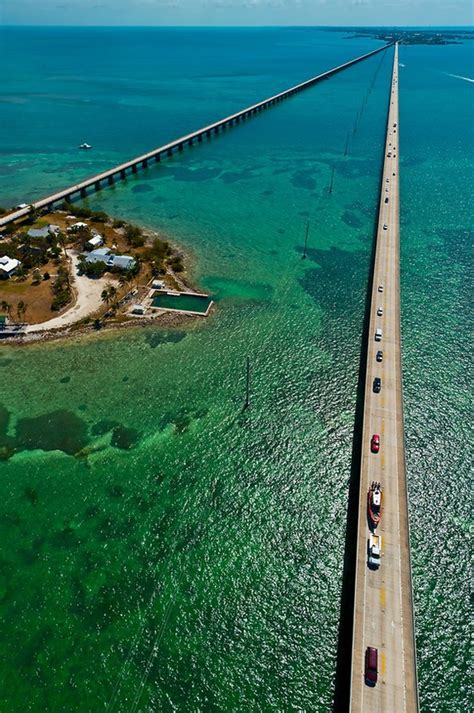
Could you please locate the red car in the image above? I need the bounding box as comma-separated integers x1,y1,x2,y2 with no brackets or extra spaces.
371,434,380,453
365,646,378,686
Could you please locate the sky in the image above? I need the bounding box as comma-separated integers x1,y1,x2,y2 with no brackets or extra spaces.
0,0,473,26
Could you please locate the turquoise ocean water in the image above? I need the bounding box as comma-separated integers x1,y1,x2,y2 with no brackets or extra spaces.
0,27,472,712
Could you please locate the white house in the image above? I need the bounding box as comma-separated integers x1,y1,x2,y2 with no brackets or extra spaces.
27,224,60,239
85,247,112,264
0,255,21,279
68,221,89,233
109,255,136,270
85,235,104,250
85,249,136,271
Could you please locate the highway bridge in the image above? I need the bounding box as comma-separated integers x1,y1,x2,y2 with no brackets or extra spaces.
0,43,391,228
349,43,419,712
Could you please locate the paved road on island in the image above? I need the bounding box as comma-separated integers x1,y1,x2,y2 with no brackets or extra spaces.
350,43,419,713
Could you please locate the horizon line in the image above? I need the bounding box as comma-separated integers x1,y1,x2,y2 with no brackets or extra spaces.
2,23,474,29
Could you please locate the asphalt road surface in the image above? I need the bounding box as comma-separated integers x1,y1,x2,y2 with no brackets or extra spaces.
349,43,419,713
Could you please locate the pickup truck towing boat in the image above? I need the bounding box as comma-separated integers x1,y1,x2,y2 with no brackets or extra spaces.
368,481,383,529
368,533,382,569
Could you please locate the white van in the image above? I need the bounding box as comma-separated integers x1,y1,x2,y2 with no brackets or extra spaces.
375,328,382,341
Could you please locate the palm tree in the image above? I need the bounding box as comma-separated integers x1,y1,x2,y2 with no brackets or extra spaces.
1,300,10,316
101,288,111,305
16,300,27,322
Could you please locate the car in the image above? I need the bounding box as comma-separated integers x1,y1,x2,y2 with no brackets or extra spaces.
385,178,389,183
377,307,383,316
371,434,380,453
383,224,388,230
378,285,384,292
376,350,383,362
373,377,381,393
384,197,389,203
365,647,378,686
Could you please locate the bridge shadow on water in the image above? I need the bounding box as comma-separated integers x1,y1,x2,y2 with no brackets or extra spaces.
331,175,383,713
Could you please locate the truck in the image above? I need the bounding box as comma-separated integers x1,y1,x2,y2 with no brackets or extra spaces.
368,533,382,569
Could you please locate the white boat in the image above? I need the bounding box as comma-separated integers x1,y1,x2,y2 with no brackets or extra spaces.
79,143,92,150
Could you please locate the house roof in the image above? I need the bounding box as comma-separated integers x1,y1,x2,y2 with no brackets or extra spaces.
87,235,103,246
27,227,50,238
27,224,60,239
110,255,136,269
0,256,20,273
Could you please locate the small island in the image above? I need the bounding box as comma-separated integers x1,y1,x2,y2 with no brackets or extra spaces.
340,27,474,46
0,203,212,343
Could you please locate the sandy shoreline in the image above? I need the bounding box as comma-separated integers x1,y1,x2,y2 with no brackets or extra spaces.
3,306,210,348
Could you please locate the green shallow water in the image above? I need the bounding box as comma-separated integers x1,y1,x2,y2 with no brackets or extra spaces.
0,27,472,712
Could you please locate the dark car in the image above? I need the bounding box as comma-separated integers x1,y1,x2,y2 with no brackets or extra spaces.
376,350,383,363
365,646,378,686
373,377,381,393
384,197,389,204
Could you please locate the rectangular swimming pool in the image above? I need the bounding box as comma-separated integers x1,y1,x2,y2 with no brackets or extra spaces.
152,292,212,314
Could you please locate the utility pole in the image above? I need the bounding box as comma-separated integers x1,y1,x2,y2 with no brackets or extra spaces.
243,356,250,410
328,166,335,194
303,220,309,259
344,132,350,156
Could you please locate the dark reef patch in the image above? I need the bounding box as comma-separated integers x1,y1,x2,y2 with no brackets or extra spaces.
342,210,364,229
219,169,255,184
291,170,317,191
0,358,13,368
131,183,154,193
144,330,187,349
16,410,89,455
111,424,140,450
91,419,120,437
59,376,71,384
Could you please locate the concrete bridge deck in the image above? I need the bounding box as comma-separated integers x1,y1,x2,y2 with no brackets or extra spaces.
349,43,419,712
0,43,391,228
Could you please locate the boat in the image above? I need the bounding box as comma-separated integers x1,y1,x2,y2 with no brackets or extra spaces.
79,143,92,150
367,481,383,529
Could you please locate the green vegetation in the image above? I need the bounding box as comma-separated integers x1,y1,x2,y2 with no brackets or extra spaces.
101,284,118,308
79,259,107,279
168,254,184,273
60,202,109,224
51,265,72,311
124,223,145,248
